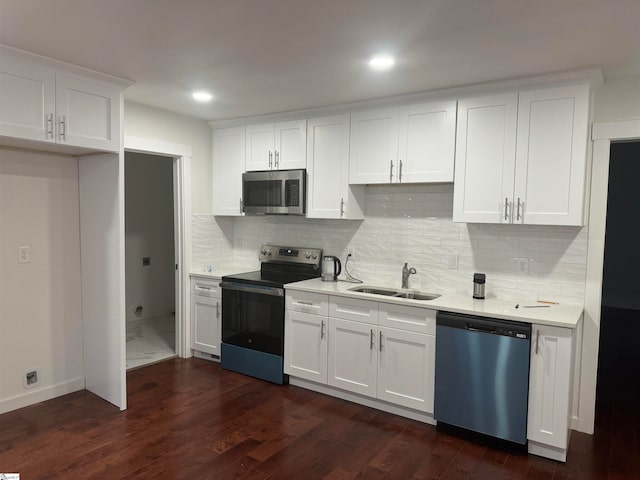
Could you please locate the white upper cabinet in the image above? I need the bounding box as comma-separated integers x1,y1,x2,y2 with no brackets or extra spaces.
349,108,399,184
306,114,364,219
245,120,306,171
213,126,245,216
397,101,457,183
0,48,124,152
453,93,518,223
0,56,55,142
514,84,590,226
349,101,456,185
453,83,590,226
56,74,120,152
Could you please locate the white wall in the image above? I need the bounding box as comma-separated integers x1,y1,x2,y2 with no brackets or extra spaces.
124,101,212,213
125,152,175,321
594,75,640,122
0,147,84,413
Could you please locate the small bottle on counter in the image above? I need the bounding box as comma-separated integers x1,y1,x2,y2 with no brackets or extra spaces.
473,273,486,299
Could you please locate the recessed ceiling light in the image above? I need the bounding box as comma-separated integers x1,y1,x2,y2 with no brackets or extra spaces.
192,91,213,102
368,55,395,71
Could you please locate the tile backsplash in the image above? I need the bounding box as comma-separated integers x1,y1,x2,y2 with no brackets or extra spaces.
193,184,588,305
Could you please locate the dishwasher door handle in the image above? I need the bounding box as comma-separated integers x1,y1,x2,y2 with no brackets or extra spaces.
466,324,497,334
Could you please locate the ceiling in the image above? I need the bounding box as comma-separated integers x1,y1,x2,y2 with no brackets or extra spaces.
1,0,639,121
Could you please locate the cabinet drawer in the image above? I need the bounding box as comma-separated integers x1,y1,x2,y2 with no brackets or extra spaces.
379,303,436,335
191,278,221,297
329,296,378,325
286,290,328,316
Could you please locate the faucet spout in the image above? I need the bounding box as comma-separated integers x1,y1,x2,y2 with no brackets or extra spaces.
401,262,417,289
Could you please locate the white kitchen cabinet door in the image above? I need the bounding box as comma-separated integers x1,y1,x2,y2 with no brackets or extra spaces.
328,318,377,397
453,93,518,223
397,100,456,183
213,126,245,215
284,310,328,383
349,108,399,184
306,115,364,219
514,84,589,226
245,123,275,171
56,74,120,152
377,327,435,413
0,54,55,142
527,324,574,452
191,294,221,356
274,119,306,169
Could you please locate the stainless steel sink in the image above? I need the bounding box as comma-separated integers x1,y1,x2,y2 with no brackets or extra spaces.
348,285,440,301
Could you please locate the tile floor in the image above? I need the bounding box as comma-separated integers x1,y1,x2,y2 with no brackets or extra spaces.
126,314,176,369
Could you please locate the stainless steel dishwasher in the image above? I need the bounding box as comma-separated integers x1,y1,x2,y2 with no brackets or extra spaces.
434,311,531,445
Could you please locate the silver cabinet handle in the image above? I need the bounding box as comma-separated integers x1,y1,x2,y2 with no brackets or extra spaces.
268,150,273,169
240,198,244,213
60,115,66,141
297,301,314,306
370,329,374,350
275,150,279,169
216,302,220,319
504,197,509,221
340,197,345,217
389,160,394,183
321,320,326,339
535,330,540,354
399,159,403,182
46,113,53,139
516,197,522,221
379,330,383,351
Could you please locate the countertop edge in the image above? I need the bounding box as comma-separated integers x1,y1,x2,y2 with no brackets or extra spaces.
284,280,583,329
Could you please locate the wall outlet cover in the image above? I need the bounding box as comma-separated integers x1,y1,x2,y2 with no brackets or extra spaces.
23,369,39,389
515,257,529,275
18,246,30,264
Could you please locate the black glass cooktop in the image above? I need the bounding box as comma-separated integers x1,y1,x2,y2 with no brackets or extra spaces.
222,268,320,288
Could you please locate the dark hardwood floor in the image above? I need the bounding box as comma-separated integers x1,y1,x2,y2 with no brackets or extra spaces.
0,356,636,479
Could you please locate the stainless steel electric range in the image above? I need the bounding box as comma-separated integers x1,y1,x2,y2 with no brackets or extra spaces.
220,245,322,384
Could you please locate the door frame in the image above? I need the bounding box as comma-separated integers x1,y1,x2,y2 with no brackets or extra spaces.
580,119,640,434
124,136,192,358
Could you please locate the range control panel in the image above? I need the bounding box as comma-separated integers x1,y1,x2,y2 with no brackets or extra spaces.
259,245,323,268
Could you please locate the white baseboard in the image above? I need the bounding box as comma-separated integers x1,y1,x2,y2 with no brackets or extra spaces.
0,377,85,415
528,440,567,462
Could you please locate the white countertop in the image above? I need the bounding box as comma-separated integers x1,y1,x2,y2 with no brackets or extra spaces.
189,265,256,280
284,278,583,329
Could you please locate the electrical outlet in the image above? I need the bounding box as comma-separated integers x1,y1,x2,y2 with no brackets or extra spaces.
346,250,355,261
515,257,529,275
447,256,458,270
18,246,30,264
23,369,39,389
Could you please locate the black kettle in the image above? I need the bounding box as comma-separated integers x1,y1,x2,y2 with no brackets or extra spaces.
321,255,342,282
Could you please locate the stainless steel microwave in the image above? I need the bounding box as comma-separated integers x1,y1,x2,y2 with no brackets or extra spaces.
242,169,306,215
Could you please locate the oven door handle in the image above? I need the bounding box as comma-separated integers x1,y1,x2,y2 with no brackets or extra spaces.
220,281,284,297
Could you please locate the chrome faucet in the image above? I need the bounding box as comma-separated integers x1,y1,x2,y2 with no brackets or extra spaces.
402,262,417,289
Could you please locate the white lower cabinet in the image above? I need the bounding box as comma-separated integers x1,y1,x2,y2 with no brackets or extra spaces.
327,317,377,397
377,326,435,413
190,277,222,357
284,310,327,383
285,292,436,415
527,324,574,461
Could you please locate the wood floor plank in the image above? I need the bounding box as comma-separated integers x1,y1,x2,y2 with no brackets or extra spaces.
0,357,636,479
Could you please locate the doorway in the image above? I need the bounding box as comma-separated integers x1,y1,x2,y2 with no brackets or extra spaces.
125,151,176,369
596,141,640,425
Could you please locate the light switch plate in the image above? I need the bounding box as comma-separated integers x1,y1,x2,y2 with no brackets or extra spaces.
18,246,30,264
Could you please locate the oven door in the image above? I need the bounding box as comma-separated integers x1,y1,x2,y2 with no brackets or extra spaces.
220,281,285,356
